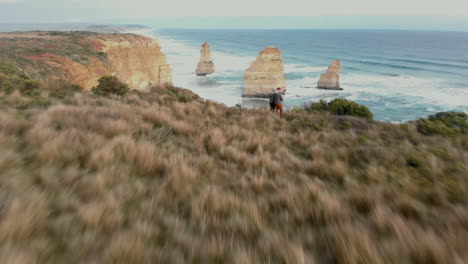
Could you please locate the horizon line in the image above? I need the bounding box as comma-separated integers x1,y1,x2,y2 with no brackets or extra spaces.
152,27,468,33
1,22,467,33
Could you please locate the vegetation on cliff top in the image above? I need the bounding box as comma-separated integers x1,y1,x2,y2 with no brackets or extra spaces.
305,98,374,120
0,31,108,80
417,111,468,136
0,75,467,263
91,75,130,96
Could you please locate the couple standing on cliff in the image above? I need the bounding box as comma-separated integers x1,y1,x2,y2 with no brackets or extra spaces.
269,87,284,118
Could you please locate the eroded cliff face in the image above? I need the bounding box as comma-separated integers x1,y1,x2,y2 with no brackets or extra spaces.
90,34,172,90
196,42,215,76
243,46,286,97
0,32,172,90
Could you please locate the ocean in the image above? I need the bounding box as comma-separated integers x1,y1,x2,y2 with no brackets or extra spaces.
151,29,468,122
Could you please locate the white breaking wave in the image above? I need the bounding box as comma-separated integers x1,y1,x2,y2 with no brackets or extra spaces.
285,64,327,73
284,73,468,109
341,74,468,108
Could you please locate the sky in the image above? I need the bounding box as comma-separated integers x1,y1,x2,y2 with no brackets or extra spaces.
0,0,467,31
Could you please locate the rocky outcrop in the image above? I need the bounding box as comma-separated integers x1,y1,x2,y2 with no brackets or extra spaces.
243,46,286,97
0,32,172,91
317,60,342,90
85,34,172,90
196,42,215,76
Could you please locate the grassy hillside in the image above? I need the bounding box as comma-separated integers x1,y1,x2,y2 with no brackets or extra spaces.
0,31,107,79
0,75,467,263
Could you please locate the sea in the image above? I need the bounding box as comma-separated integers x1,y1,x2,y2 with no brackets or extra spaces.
152,29,468,122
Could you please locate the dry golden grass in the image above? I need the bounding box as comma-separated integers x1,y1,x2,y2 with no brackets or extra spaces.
0,84,467,263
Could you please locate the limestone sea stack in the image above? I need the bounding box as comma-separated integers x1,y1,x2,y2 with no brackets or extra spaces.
196,42,215,76
317,60,342,90
243,46,286,97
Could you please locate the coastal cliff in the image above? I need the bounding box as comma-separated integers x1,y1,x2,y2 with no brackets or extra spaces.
195,42,215,76
0,32,172,90
90,34,172,90
243,46,286,97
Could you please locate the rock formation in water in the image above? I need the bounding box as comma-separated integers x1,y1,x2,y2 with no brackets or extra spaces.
243,46,286,97
317,60,342,90
0,32,172,90
196,42,215,76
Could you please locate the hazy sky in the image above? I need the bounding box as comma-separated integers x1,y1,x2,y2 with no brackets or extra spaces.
1,0,467,30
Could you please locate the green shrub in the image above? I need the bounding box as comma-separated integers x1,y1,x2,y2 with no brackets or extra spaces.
0,75,22,93
177,94,189,102
20,79,41,96
0,75,40,95
417,112,468,136
44,79,82,99
0,75,83,99
307,99,329,113
339,121,352,130
0,60,20,75
17,97,52,109
91,76,129,96
306,99,373,120
165,89,175,96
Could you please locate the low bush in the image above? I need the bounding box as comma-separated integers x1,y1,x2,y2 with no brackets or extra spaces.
0,75,40,95
91,76,129,96
43,79,82,99
417,111,468,136
0,60,20,75
306,99,374,119
0,75,24,94
0,75,80,98
17,97,52,109
20,79,41,96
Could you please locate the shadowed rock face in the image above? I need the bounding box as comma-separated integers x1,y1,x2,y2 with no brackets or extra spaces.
243,46,286,97
196,42,215,76
317,60,342,90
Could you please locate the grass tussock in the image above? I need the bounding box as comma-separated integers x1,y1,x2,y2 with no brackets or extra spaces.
0,79,467,263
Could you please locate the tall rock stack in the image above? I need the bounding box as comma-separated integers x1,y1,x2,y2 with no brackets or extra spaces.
196,42,215,76
242,46,286,97
317,60,342,90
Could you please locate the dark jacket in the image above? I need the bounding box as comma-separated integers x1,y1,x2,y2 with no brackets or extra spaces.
274,92,283,104
269,93,276,105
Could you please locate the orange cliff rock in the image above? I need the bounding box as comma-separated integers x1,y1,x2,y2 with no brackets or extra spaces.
92,34,172,90
0,32,172,90
243,46,286,97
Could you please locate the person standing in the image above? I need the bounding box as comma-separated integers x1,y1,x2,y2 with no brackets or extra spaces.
274,87,284,118
269,88,276,111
